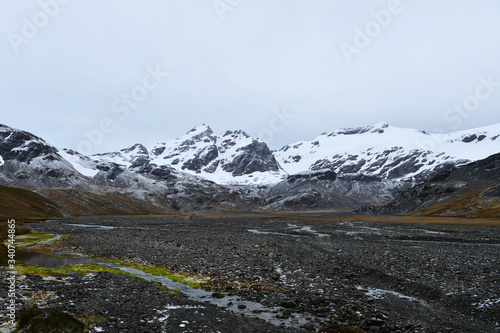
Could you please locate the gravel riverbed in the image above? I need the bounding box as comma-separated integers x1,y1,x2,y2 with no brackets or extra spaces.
2,216,499,332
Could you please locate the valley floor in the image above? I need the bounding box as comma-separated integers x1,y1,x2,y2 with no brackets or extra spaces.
2,216,500,332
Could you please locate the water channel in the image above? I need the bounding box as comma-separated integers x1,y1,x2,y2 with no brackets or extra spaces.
16,235,317,329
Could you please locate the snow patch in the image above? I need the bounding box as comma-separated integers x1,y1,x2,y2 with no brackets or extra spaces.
248,229,299,237
287,224,329,237
59,149,99,177
163,304,205,310
356,285,427,306
473,298,500,310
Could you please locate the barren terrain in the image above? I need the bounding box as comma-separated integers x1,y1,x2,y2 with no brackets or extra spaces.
3,216,500,332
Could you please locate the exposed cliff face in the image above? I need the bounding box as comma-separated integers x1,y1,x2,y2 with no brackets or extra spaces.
1,122,499,214
275,122,500,183
146,125,283,182
360,153,500,218
0,125,91,189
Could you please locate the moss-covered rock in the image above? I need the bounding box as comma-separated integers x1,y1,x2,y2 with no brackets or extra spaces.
16,306,84,333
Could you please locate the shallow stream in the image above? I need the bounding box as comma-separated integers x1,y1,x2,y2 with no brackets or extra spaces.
16,235,315,329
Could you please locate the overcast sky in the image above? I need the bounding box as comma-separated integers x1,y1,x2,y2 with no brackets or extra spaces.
1,0,500,154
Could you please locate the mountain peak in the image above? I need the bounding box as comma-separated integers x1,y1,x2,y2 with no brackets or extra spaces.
181,124,216,143
330,122,390,136
120,143,148,156
222,129,250,139
186,124,213,135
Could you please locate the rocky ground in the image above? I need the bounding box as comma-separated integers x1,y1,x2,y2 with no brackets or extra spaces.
2,216,500,332
1,269,298,333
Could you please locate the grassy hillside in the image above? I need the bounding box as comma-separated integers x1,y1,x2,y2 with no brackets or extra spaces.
0,185,172,221
37,189,171,216
412,185,500,218
0,185,63,220
361,153,500,219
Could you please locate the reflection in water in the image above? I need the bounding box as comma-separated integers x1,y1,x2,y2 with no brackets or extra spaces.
16,249,93,268
15,249,316,328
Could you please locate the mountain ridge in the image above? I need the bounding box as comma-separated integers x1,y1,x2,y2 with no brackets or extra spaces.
1,122,499,214
64,121,500,185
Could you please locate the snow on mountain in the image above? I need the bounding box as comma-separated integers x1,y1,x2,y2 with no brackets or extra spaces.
0,124,92,188
59,149,100,178
40,122,500,186
2,120,499,198
275,122,500,183
148,124,285,184
93,143,150,168
93,125,286,185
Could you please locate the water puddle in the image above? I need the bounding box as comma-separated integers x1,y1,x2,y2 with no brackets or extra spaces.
63,223,117,230
247,229,299,237
15,249,94,268
287,224,329,237
97,262,311,327
15,238,317,329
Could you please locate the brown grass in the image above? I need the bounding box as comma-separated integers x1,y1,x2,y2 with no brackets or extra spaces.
411,187,500,219
36,189,172,217
0,218,31,266
0,185,63,220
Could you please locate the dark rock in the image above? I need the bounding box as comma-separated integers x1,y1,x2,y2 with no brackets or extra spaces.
182,145,219,172
288,169,337,183
282,299,297,308
17,306,85,333
212,292,225,299
319,323,362,332
222,140,281,176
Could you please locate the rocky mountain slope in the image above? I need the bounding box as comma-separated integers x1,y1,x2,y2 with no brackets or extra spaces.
1,122,499,213
78,122,500,186
0,124,257,212
93,125,285,185
361,153,500,218
275,122,500,183
0,124,92,189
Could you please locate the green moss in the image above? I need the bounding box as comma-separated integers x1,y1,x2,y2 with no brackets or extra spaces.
16,306,85,333
157,284,180,294
45,233,71,244
12,233,196,293
10,232,56,246
16,262,136,277
76,315,107,328
110,259,208,289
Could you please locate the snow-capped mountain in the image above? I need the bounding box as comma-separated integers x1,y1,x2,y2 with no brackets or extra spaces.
1,121,499,212
94,125,285,185
276,122,500,183
0,124,91,188
90,122,500,186
0,124,260,212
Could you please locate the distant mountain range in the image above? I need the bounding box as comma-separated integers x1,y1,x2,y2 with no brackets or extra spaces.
65,122,500,185
1,122,499,215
